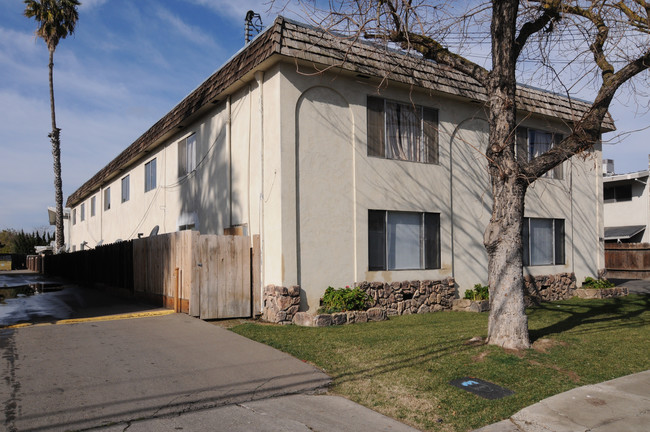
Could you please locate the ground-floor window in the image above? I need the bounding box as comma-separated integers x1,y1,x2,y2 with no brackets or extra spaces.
368,210,440,270
523,217,565,266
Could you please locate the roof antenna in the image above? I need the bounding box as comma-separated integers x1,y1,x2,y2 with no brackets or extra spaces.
245,10,262,44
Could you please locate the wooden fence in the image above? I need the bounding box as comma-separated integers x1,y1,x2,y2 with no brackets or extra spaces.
44,232,261,319
604,242,650,279
26,255,43,272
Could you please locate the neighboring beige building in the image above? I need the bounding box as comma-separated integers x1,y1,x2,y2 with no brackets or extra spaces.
603,158,650,243
67,17,611,313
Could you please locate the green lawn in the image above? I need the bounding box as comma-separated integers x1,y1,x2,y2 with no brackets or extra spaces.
232,294,650,432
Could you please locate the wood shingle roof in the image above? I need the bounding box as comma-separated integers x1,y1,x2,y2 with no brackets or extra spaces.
67,16,614,207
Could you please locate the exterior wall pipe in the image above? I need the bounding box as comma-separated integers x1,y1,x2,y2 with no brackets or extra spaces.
227,95,232,229
255,70,265,311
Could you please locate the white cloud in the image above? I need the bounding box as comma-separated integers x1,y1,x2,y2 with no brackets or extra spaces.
155,7,219,49
78,0,110,10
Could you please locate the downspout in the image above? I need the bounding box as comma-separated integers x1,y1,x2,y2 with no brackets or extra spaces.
255,70,265,305
227,95,232,229
100,187,104,244
570,159,575,276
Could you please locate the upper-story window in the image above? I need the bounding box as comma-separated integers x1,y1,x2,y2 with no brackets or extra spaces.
72,208,76,225
367,96,439,164
145,158,157,192
516,127,563,179
121,175,130,203
104,187,111,211
178,134,197,177
91,196,96,217
604,184,632,203
80,203,85,222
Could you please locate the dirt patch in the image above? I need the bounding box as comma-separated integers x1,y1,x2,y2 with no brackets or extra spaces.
464,336,485,346
532,338,568,353
472,350,490,363
528,359,581,383
207,318,257,329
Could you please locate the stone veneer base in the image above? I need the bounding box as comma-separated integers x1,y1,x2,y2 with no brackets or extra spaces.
261,273,583,324
575,287,628,299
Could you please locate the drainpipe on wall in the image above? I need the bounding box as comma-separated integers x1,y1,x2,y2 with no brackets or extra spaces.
255,70,265,309
227,95,232,229
570,159,575,277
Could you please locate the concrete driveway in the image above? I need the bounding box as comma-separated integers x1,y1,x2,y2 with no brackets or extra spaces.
610,278,650,295
0,313,331,431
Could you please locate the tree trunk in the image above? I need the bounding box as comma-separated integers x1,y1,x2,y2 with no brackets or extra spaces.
49,48,65,252
484,176,530,349
483,0,531,350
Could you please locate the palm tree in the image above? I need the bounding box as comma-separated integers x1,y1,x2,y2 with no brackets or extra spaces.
24,0,80,252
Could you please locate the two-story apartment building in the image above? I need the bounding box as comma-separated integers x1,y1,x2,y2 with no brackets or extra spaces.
66,17,611,313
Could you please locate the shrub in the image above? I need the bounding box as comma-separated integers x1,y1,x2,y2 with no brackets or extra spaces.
582,276,615,289
464,283,489,301
318,286,370,314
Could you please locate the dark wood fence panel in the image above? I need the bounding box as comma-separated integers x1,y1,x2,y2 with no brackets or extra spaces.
605,243,650,279
45,240,134,291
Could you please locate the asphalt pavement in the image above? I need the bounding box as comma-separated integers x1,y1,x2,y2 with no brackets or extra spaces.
0,306,417,432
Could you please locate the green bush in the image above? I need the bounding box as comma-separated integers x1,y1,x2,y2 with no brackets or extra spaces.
318,286,370,314
582,276,615,289
464,283,489,301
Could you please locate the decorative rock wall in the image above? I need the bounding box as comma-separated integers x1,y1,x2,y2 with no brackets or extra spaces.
292,308,387,327
452,299,490,312
523,272,576,306
262,285,300,324
575,287,628,299
357,278,456,316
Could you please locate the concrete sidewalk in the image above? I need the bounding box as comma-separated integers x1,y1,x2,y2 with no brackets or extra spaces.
97,394,419,432
476,370,650,431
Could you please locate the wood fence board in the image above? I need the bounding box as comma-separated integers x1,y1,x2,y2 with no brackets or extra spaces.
209,235,221,319
216,236,229,318
252,235,261,316
189,231,200,316
240,236,252,317
199,236,209,319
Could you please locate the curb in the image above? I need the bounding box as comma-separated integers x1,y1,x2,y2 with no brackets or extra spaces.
2,309,176,329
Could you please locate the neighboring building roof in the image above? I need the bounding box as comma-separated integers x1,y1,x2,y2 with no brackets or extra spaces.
603,170,649,183
604,225,646,241
66,16,616,207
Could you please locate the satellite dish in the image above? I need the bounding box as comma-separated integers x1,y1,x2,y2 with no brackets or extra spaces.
149,225,160,237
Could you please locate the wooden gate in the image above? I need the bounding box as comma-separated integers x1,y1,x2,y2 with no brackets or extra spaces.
195,235,252,320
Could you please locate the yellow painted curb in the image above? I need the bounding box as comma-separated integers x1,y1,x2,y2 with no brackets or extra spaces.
2,309,176,329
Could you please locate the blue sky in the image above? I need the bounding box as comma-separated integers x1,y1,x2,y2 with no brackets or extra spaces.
0,0,648,232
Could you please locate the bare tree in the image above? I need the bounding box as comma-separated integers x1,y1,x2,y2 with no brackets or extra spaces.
284,0,649,349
